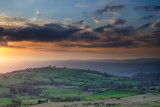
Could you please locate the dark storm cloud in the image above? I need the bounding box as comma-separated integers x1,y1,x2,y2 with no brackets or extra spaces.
96,4,125,14
0,22,100,43
0,24,81,42
135,5,160,11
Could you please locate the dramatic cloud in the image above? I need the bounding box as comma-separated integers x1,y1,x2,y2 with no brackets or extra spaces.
0,8,159,50
0,18,98,44
96,4,125,15
0,24,81,42
0,0,160,60
135,5,160,11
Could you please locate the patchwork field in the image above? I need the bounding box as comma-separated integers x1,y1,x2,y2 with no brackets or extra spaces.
0,67,159,106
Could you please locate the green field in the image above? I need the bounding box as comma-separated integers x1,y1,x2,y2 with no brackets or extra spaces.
86,90,137,100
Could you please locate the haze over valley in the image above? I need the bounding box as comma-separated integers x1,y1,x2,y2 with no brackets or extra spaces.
1,58,160,76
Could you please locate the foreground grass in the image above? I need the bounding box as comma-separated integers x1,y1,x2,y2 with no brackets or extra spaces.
31,94,160,107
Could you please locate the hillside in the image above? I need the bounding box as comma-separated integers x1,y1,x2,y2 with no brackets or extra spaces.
0,67,159,106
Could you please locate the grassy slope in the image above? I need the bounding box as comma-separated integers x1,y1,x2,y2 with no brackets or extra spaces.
0,67,138,86
0,67,140,106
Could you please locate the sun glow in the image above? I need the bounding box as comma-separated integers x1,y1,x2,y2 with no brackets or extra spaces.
0,48,5,63
0,47,10,63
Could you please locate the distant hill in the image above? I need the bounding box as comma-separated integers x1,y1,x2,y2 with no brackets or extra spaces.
1,58,160,76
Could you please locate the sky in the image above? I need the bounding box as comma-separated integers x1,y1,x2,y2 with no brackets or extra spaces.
0,0,160,62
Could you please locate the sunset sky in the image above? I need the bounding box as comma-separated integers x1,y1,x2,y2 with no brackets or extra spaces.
0,0,160,62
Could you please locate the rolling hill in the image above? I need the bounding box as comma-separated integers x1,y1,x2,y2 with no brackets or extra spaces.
0,67,139,106
0,66,159,106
